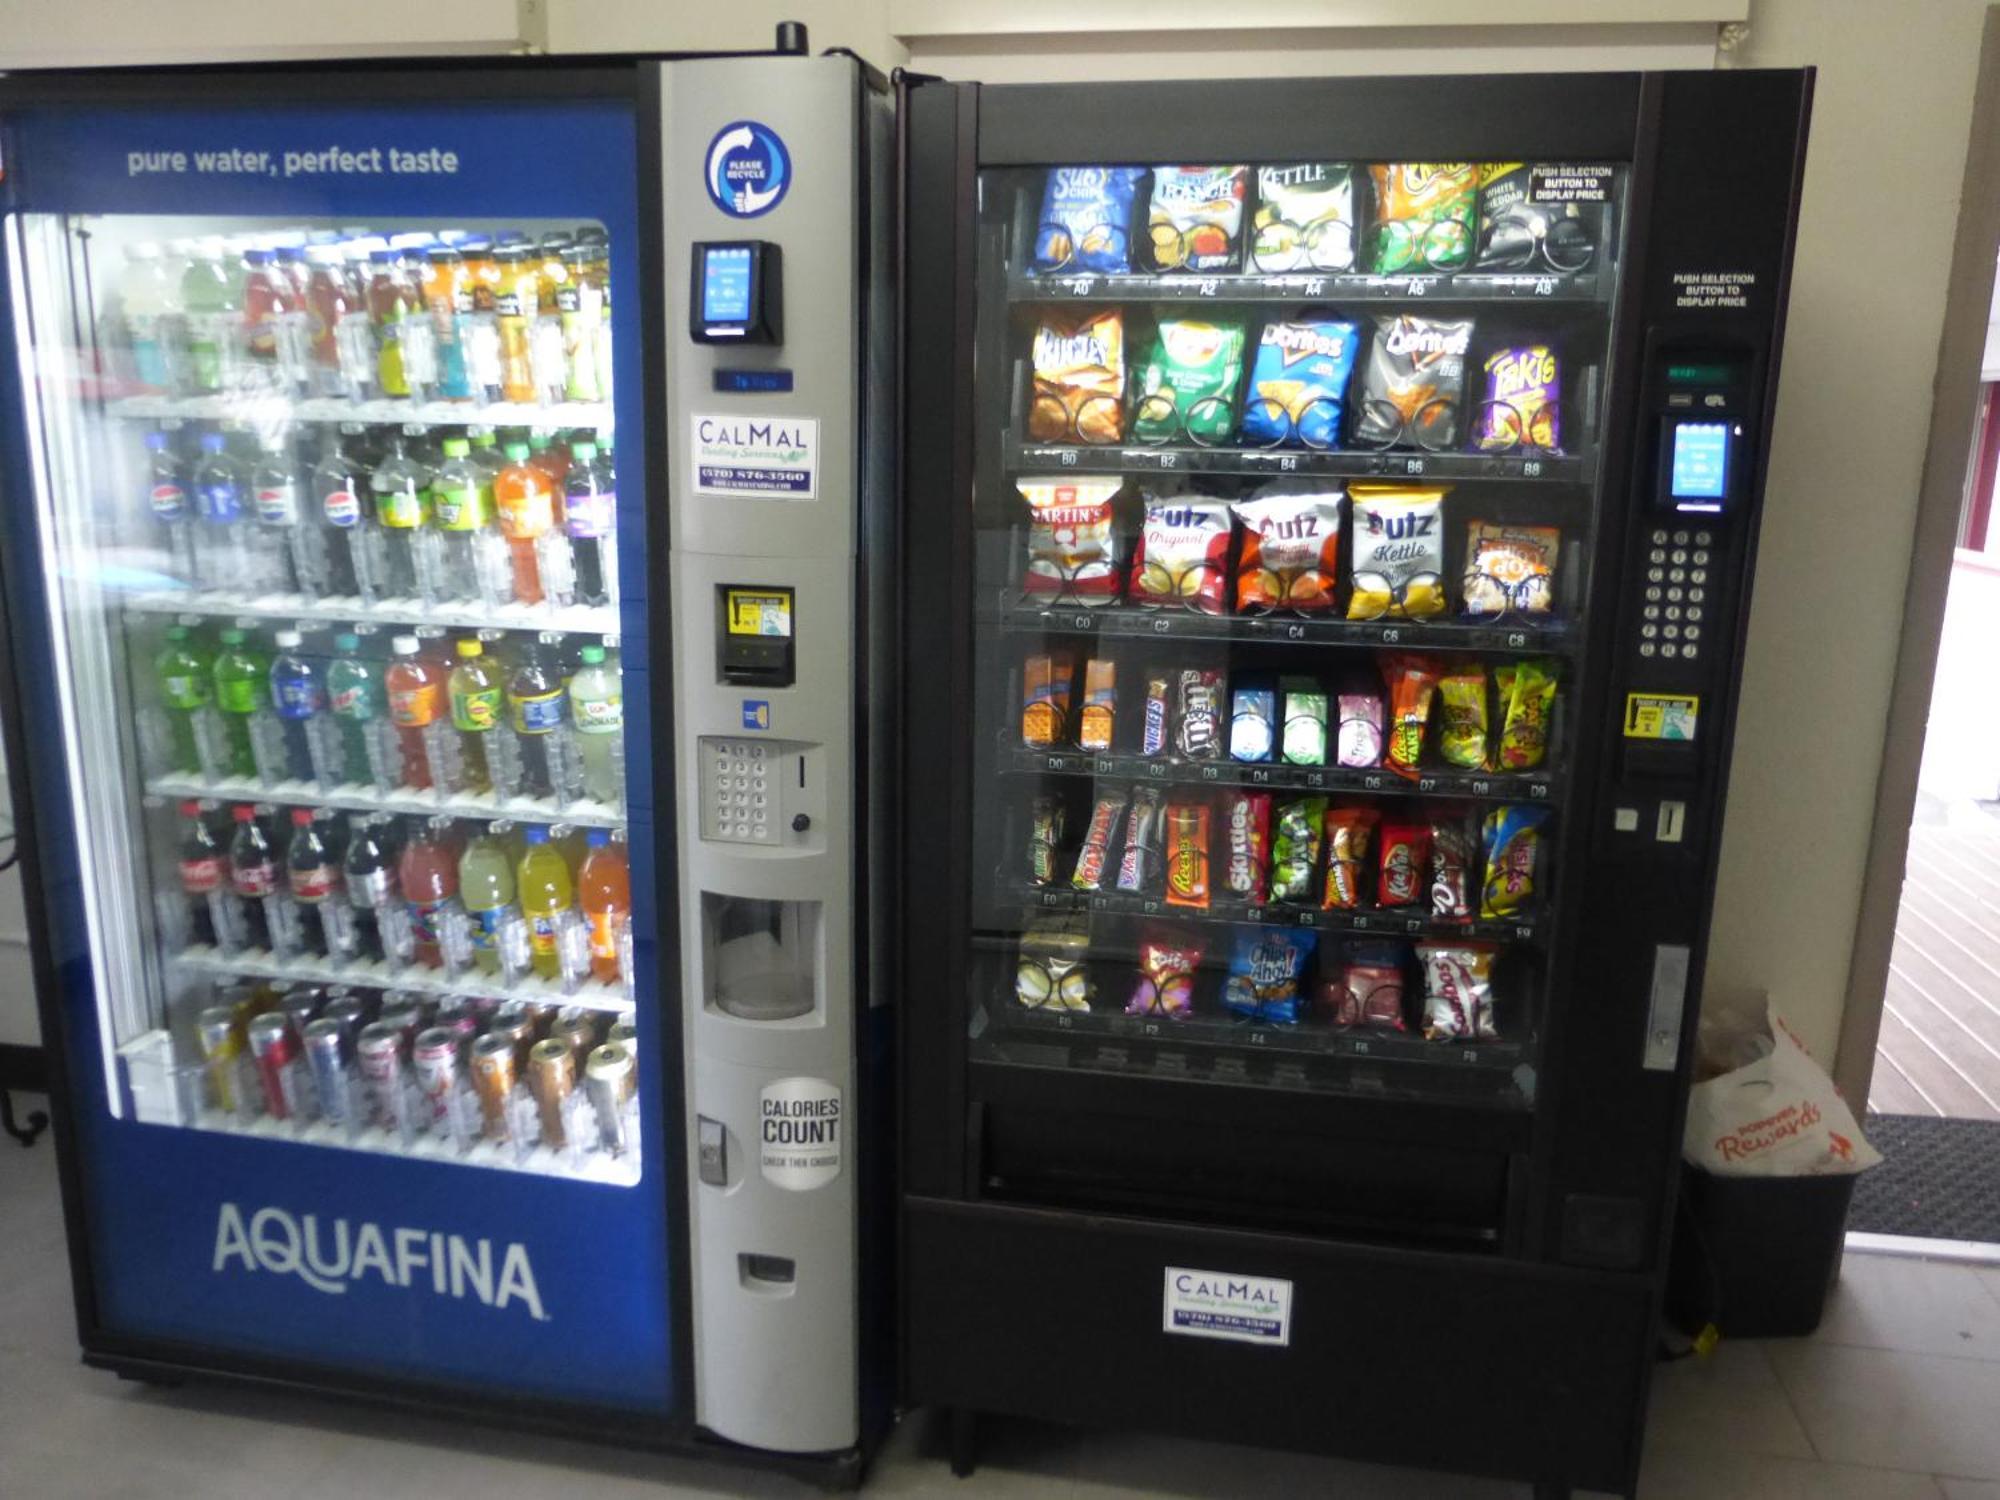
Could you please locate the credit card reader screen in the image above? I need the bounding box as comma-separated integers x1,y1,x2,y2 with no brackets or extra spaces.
1668,421,1731,505
691,240,782,344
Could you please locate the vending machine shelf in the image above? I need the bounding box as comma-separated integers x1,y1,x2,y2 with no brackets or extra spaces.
146,773,627,830
108,394,615,431
1007,436,1591,485
1013,883,1545,947
1008,268,1611,307
995,596,1579,656
1001,743,1562,806
123,588,619,637
171,943,636,1014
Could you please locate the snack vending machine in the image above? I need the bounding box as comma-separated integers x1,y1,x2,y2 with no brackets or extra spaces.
0,43,890,1479
897,70,1811,1497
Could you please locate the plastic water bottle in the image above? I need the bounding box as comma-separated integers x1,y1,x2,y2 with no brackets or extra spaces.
568,643,622,804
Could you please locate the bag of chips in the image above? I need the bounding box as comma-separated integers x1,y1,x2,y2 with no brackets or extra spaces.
1147,166,1250,273
1221,790,1272,903
1164,801,1212,909
1021,651,1075,747
1027,795,1065,888
1495,659,1559,770
1322,806,1379,910
1130,495,1233,614
1431,817,1476,922
1481,804,1550,919
1239,319,1361,449
1348,485,1447,619
1222,926,1317,1024
1020,477,1125,604
1071,787,1129,892
1418,941,1498,1040
1231,487,1344,613
1473,346,1562,453
1326,941,1409,1030
1132,319,1247,445
1033,165,1145,274
1229,683,1276,763
1436,667,1489,769
1353,314,1473,450
1337,689,1385,768
1017,917,1094,1011
1463,521,1561,618
1381,655,1443,778
1368,163,1478,273
1472,163,1602,274
1378,821,1431,908
1029,309,1126,445
1127,926,1203,1018
1115,785,1166,895
1269,795,1326,903
1251,163,1359,273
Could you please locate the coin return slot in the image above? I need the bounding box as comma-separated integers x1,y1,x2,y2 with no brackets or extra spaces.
738,1253,797,1292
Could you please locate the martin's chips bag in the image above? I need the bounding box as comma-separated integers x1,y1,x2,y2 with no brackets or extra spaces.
1033,165,1145,274
1029,309,1126,445
1239,319,1360,449
1147,165,1250,272
1132,318,1246,445
1019,476,1125,604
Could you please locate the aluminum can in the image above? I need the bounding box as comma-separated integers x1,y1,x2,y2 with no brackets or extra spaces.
527,1036,575,1150
412,1025,461,1127
552,1006,598,1068
605,1017,638,1052
470,1031,518,1141
196,1004,243,1114
584,1042,635,1154
355,1021,405,1129
377,994,430,1040
319,992,374,1039
302,1016,349,1125
246,1010,300,1120
486,1000,538,1070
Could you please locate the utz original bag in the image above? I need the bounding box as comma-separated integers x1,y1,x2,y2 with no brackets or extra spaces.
1683,1001,1881,1178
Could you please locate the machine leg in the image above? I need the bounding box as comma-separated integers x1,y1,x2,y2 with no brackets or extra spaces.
948,1408,978,1479
0,1086,47,1147
114,1369,185,1389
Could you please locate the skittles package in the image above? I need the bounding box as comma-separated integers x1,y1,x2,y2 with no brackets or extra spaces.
1251,163,1359,272
1221,790,1273,903
1222,926,1318,1024
1147,165,1251,272
1368,163,1478,273
1132,318,1246,445
1033,165,1145,274
1239,319,1360,449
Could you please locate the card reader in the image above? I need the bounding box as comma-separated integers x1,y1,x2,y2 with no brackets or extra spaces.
691,241,782,344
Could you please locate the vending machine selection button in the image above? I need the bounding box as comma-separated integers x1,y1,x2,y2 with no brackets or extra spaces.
1696,530,1714,545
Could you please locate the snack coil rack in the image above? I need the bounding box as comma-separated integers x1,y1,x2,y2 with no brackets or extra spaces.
171,943,635,1015
1008,435,1593,485
1012,882,1546,949
1009,268,1610,307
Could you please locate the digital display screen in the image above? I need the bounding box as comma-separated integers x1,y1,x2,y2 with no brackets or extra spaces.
702,245,753,327
1670,421,1731,504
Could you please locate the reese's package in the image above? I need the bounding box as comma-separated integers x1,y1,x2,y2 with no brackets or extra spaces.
1238,319,1360,449
1231,486,1344,613
1033,165,1145,274
1353,314,1474,450
1029,309,1126,445
1147,166,1251,272
1368,163,1478,273
1132,318,1246,446
1251,163,1359,273
1019,476,1125,604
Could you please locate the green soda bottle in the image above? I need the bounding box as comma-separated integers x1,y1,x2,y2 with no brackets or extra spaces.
324,633,380,787
211,627,268,779
154,624,212,775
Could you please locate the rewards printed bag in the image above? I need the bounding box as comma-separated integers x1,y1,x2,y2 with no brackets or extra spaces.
1684,1001,1881,1177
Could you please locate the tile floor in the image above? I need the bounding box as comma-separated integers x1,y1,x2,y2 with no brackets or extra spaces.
2,1109,1998,1499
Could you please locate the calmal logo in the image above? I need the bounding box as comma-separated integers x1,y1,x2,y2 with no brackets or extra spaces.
211,1203,547,1320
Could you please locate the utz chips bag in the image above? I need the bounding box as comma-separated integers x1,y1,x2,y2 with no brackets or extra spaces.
1473,162,1601,273
1354,314,1473,450
1130,495,1232,614
1349,486,1447,619
1231,486,1344,613
1223,926,1317,1024
1463,521,1561,617
1132,319,1246,445
1017,917,1093,1011
1128,926,1203,1018
1147,165,1250,273
1418,941,1499,1041
1473,346,1561,453
1020,477,1124,604
1495,659,1559,770
1239,319,1360,449
1482,804,1549,919
1033,165,1144,274
1251,163,1359,272
1368,163,1478,273
1029,309,1126,444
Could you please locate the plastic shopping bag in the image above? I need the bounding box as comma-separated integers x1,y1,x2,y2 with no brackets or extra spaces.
1683,1000,1881,1178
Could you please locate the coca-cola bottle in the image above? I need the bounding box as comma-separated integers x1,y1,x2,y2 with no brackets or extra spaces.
285,807,338,958
227,804,278,951
175,800,224,948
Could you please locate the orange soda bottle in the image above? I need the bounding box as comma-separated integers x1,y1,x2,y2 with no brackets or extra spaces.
493,441,556,604
578,828,630,986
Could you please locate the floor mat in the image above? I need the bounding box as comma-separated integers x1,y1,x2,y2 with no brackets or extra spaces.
1850,1112,2000,1243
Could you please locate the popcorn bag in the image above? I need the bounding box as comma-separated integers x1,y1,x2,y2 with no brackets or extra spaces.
1683,1001,1880,1178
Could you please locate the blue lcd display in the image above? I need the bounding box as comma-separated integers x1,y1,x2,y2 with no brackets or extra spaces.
703,245,753,326
1670,421,1730,502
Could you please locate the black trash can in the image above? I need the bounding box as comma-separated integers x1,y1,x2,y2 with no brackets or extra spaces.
1666,1163,1858,1338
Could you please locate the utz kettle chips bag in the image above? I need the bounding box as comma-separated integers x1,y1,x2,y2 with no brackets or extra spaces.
1231,486,1344,613
1019,476,1125,604
1029,309,1126,445
1368,163,1478,273
1132,319,1246,445
1147,166,1250,272
1239,319,1360,449
1354,314,1473,450
1348,485,1447,619
1251,164,1359,272
1033,165,1145,274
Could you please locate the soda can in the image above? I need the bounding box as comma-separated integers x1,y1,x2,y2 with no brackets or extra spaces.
435,997,483,1047
320,993,373,1040
275,983,326,1031
584,1042,636,1154
246,1010,300,1120
355,1021,405,1130
412,1025,461,1127
552,1006,598,1067
605,1017,638,1052
527,1036,575,1150
302,1017,350,1126
470,1031,518,1141
196,1004,244,1114
487,1001,538,1070
377,994,430,1040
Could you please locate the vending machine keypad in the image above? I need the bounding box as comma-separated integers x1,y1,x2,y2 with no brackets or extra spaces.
701,737,778,845
1638,526,1712,661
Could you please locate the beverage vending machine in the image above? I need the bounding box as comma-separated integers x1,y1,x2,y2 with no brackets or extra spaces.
0,39,892,1479
896,70,1810,1497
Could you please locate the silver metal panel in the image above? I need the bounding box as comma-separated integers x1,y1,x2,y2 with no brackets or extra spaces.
1643,943,1691,1073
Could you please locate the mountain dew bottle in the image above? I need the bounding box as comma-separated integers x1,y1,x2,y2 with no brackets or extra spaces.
155,624,212,774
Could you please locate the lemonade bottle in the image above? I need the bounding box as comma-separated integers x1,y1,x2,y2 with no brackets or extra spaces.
459,828,519,975
448,638,501,795
516,824,573,981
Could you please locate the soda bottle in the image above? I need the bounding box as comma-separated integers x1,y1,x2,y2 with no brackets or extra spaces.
430,436,497,602
325,633,380,788
459,828,519,975
448,638,501,795
527,429,570,491
268,628,323,783
311,424,372,598
577,828,629,987
506,635,567,799
342,813,398,963
250,432,308,594
516,824,573,981
211,627,268,780
155,623,213,776
286,807,339,959
459,236,504,402
117,241,175,393
422,246,473,402
495,244,537,404
366,247,420,399
181,237,241,396
304,243,366,399
370,426,433,600
467,425,508,486
569,643,622,803
564,440,615,607
176,799,224,948
384,635,443,790
242,248,304,393
228,803,279,951
398,820,460,969
559,241,606,403
494,441,555,604
192,429,251,591
142,430,197,583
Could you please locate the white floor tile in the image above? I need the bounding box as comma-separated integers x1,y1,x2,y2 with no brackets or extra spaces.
1639,1443,1945,1499
1062,1429,1529,1499
1940,1482,2000,1500
1646,1340,1816,1460
1770,1342,2000,1479
1978,1268,2000,1314
1815,1253,2000,1361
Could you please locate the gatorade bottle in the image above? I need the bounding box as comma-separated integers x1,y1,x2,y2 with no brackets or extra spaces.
505,635,567,799
563,440,614,607
286,807,338,959
366,247,419,399
398,820,459,970
494,441,555,604
228,803,278,951
384,635,442,790
448,638,502,795
155,623,212,776
250,432,306,594
268,629,322,783
527,429,570,491
467,425,508,486
311,424,370,598
304,244,360,398
324,633,380,787
118,242,175,393
192,430,250,592
342,814,397,963
459,236,504,401
430,436,492,602
370,426,431,599
459,829,519,974
242,249,295,387
578,828,629,986
211,628,267,779
568,643,622,803
176,800,223,948
181,237,240,395
495,245,538,403
422,246,473,401
516,824,573,980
